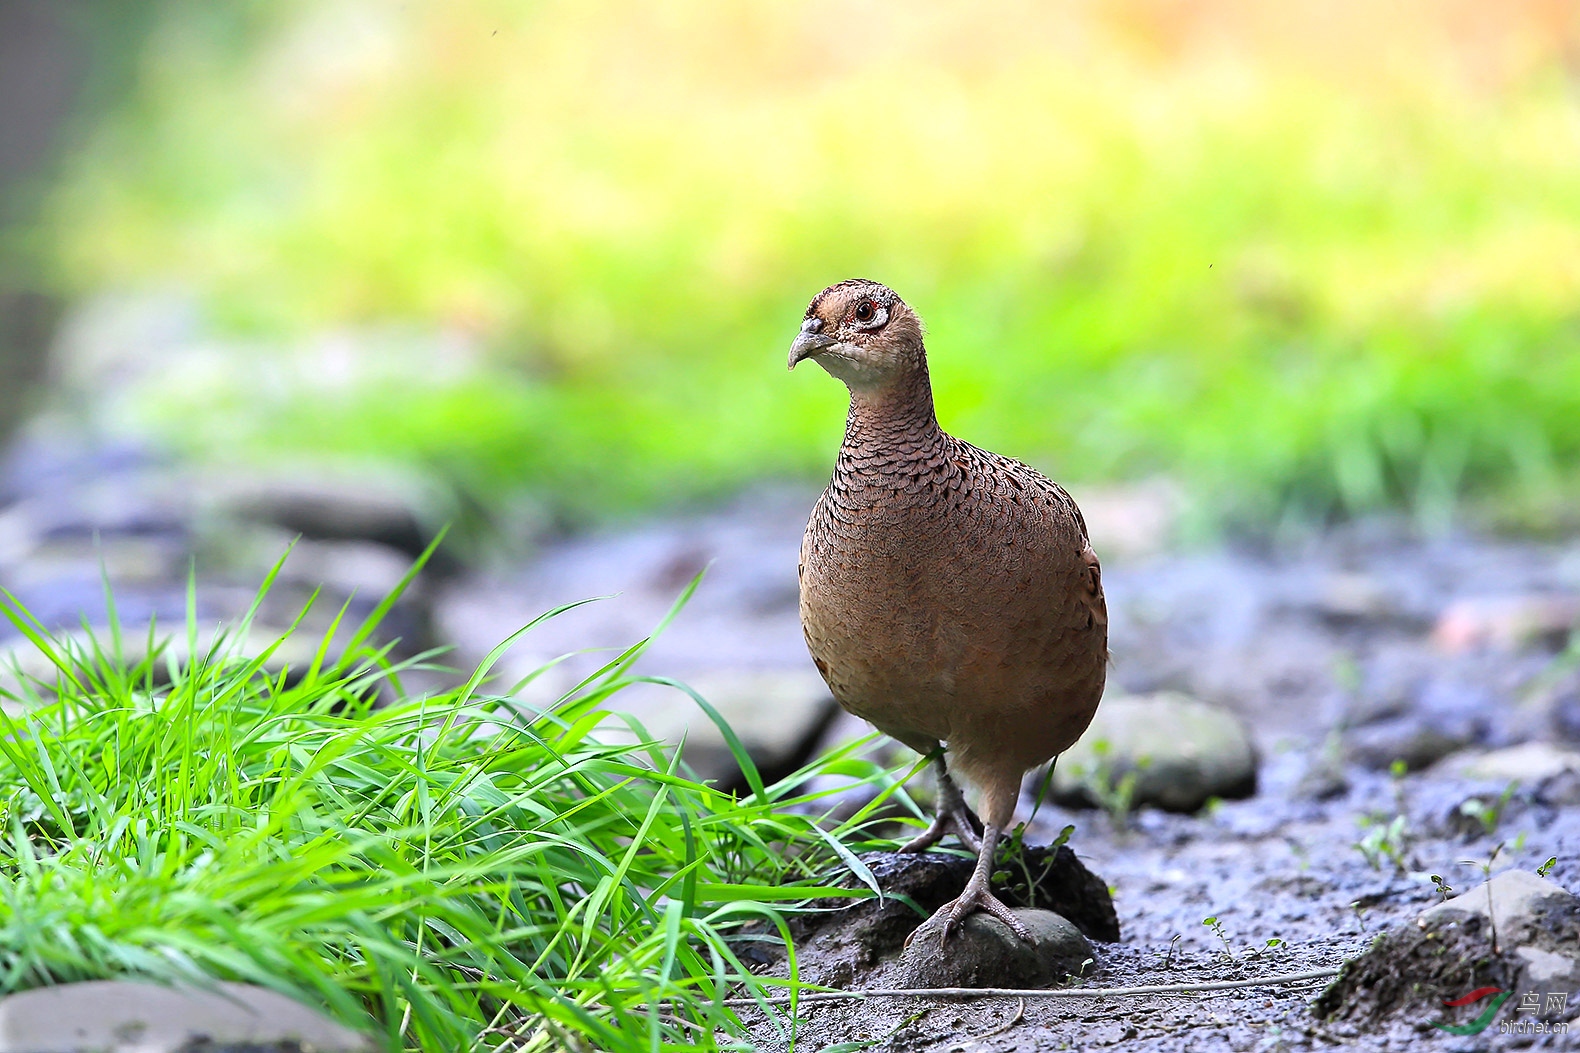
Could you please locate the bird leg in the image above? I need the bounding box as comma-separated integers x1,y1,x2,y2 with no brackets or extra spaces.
937,777,1033,944
899,755,982,854
939,817,1033,943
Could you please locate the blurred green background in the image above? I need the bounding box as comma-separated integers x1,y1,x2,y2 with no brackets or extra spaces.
8,0,1580,534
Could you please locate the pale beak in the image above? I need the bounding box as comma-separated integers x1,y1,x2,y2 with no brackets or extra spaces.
789,317,836,369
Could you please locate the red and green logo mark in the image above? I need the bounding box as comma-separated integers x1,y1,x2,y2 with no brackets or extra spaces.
1433,987,1510,1035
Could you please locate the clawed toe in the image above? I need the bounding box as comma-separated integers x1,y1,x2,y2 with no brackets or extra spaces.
940,887,1034,945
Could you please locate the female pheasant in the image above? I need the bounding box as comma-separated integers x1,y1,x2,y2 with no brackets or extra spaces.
790,279,1107,940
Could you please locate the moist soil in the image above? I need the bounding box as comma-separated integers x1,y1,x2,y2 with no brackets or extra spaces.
3,444,1578,1050
736,764,1580,1052
728,519,1580,1052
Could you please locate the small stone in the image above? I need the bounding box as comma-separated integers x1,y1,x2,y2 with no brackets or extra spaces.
898,908,1093,989
630,669,838,786
1294,756,1350,801
1537,767,1580,806
1052,693,1257,812
0,980,373,1052
1555,683,1580,744
1345,717,1476,772
1515,945,1579,987
1437,742,1580,807
0,622,323,701
1416,870,1573,931
1442,741,1580,783
1432,594,1580,654
281,538,417,600
1314,573,1401,627
205,471,442,561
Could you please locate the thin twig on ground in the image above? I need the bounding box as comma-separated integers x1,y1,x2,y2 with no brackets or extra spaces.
722,966,1344,1008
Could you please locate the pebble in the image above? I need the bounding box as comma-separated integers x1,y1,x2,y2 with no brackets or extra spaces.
1052,692,1257,812
0,981,372,1053
1438,741,1580,807
1432,593,1580,654
1438,741,1580,783
1415,868,1573,931
202,470,444,561
898,908,1093,989
607,669,838,786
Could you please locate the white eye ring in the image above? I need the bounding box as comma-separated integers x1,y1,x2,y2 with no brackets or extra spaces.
853,303,888,331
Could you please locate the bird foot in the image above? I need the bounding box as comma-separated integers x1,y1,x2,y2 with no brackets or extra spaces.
939,882,1033,945
898,793,982,855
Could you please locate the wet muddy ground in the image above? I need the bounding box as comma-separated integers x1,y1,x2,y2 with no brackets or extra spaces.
729,519,1580,1051
2,444,1578,1050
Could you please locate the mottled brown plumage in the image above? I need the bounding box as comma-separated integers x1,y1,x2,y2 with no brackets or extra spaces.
789,279,1107,940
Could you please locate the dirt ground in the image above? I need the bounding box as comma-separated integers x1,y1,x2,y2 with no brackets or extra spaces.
736,522,1580,1051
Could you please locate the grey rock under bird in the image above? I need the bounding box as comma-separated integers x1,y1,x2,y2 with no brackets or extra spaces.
790,279,1108,940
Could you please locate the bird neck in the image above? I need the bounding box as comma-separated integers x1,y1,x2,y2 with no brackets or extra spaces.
842,362,942,454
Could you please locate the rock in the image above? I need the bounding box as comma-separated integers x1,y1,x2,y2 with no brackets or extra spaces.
206,529,420,603
796,710,914,822
1345,720,1473,773
1313,572,1420,629
1554,680,1580,744
1293,756,1349,801
1415,869,1573,931
1516,945,1580,987
898,908,1093,989
0,622,330,704
1537,767,1580,807
1437,741,1580,807
1441,741,1580,783
1343,674,1500,772
1415,872,1580,1027
430,494,831,784
1432,594,1580,654
765,847,1117,991
0,980,373,1052
203,471,445,563
615,669,839,787
1444,787,1528,840
1052,692,1257,812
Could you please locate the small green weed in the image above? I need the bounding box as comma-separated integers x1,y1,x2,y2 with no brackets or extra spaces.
1070,740,1149,832
1458,842,1507,955
1457,781,1520,838
1202,916,1235,962
992,822,1075,903
1354,814,1410,873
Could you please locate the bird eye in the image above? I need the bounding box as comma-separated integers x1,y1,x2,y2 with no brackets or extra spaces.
851,300,887,329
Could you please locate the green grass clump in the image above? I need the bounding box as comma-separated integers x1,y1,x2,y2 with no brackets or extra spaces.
0,556,909,1051
33,2,1580,526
